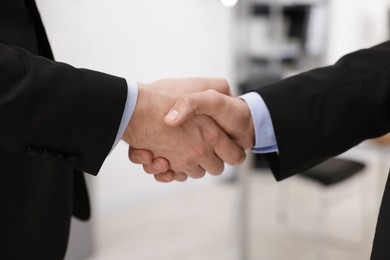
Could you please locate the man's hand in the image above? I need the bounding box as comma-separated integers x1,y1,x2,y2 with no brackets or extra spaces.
122,78,246,180
128,89,255,182
165,90,255,149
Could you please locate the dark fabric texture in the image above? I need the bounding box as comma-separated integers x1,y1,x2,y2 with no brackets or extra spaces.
257,41,390,259
0,0,128,259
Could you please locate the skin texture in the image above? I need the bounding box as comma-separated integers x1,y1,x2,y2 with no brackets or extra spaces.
128,88,255,182
122,78,246,180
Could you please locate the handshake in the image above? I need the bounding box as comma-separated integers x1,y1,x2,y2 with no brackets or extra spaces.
121,77,255,183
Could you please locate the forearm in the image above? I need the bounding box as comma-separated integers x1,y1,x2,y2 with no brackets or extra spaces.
0,43,128,174
258,41,390,180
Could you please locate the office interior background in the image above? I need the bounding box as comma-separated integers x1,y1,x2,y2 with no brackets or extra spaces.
37,0,390,259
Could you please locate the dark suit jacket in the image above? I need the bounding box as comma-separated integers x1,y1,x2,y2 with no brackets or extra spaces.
0,1,127,259
257,41,390,260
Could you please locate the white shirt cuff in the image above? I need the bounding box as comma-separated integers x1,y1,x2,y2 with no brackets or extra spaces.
110,81,138,151
240,92,278,153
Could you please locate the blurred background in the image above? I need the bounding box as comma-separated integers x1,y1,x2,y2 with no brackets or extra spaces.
37,0,390,259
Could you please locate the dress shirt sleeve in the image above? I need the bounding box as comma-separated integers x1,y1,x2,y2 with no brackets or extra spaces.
111,81,138,151
240,92,278,153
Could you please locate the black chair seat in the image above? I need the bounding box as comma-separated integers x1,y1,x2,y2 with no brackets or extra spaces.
299,158,365,186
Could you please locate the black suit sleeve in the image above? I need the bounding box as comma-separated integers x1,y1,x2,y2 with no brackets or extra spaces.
257,41,390,181
0,43,128,174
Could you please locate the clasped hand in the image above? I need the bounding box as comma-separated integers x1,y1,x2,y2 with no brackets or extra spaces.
122,78,254,182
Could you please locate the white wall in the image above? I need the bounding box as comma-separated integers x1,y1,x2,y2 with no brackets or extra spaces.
326,0,390,63
37,0,236,215
38,0,235,81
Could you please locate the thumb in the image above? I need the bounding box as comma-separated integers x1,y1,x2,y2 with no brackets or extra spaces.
164,89,225,127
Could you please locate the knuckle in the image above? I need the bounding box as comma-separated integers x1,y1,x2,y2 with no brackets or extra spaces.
205,89,219,98
154,158,169,171
180,95,195,108
205,89,225,111
205,88,216,95
154,175,168,183
216,78,230,94
203,128,221,146
189,146,208,159
143,165,159,174
172,159,190,172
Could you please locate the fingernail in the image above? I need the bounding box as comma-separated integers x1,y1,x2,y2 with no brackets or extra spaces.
137,154,145,163
165,110,179,121
152,161,162,171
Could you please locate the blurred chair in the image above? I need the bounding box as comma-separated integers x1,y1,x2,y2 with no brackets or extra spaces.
236,156,367,260
277,157,366,259
300,157,365,186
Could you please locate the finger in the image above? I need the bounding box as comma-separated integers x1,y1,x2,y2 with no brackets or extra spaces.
154,171,175,183
143,158,170,174
189,170,206,179
214,133,246,166
182,165,206,179
128,147,154,165
173,172,188,182
199,153,225,176
155,171,188,182
198,116,246,166
164,89,227,127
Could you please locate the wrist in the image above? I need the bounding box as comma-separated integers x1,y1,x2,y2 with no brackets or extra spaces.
122,83,150,145
238,98,255,149
247,115,255,149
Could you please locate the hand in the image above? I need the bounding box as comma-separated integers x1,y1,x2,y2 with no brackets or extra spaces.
122,78,246,180
129,89,255,182
165,90,255,149
128,148,183,182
